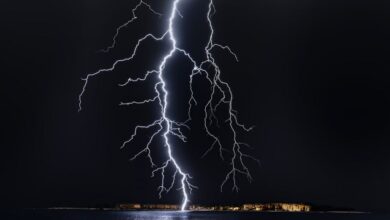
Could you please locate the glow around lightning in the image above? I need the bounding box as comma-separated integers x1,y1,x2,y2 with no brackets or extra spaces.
79,0,258,211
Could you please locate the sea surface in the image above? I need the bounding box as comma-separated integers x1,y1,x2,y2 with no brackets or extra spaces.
3,210,389,220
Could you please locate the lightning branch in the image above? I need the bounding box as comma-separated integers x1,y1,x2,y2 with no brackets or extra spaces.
78,0,259,211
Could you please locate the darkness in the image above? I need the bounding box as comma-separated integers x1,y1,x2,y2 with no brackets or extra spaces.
1,0,389,212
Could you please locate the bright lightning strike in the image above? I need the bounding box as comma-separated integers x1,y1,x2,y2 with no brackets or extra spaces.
79,0,258,211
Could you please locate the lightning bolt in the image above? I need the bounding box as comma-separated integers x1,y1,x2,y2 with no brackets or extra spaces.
78,0,259,211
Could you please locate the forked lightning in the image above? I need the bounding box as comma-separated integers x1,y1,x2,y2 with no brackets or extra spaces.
78,0,258,211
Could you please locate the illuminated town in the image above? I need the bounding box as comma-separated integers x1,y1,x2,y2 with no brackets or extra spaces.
116,203,311,212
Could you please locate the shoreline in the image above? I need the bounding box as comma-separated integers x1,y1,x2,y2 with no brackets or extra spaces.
43,208,370,214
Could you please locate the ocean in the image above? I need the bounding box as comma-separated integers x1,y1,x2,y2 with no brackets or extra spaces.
3,210,389,220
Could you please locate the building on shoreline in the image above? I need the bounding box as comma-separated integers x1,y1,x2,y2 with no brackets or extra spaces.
116,203,311,212
116,204,179,210
242,203,311,212
117,204,141,210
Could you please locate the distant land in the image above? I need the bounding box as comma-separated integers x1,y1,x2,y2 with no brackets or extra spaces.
48,203,366,213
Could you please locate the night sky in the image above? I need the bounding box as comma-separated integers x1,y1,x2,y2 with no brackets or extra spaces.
1,0,389,212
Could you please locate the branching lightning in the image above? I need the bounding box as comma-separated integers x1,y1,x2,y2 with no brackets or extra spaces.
79,0,258,211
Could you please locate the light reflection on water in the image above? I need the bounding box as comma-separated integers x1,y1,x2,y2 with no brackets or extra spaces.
4,210,388,220
116,211,386,220
124,211,190,220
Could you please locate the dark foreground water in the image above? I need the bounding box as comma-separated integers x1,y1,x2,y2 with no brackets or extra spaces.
3,210,389,220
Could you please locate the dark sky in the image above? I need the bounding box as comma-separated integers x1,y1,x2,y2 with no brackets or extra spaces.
1,0,389,212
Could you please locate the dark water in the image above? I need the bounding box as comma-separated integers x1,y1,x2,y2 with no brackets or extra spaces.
3,210,389,220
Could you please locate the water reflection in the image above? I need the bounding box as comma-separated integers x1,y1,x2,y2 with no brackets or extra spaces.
125,211,190,220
